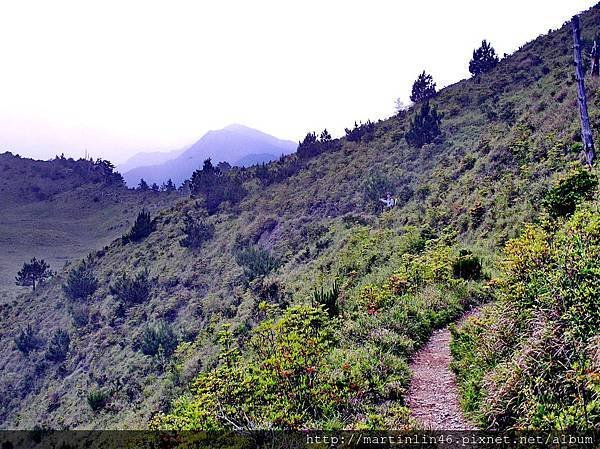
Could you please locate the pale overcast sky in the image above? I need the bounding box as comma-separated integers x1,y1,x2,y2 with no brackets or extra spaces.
0,0,596,164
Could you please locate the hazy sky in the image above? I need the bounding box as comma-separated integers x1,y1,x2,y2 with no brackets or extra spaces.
0,1,596,164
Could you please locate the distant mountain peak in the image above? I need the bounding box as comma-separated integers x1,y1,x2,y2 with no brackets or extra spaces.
121,125,297,187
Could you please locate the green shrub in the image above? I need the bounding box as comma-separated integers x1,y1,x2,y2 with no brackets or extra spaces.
140,320,178,357
123,209,155,243
235,246,279,281
155,232,489,430
152,306,348,430
451,204,600,430
70,304,90,328
45,329,70,362
14,325,43,354
87,389,109,412
312,280,340,317
452,249,483,280
543,169,598,218
405,101,442,147
110,271,151,305
179,215,215,249
62,261,99,300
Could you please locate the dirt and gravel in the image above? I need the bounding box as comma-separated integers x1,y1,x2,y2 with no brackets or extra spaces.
405,311,479,430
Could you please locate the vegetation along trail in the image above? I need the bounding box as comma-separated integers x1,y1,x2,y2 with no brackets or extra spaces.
406,309,480,430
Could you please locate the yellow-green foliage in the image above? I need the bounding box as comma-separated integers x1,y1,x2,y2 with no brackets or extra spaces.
154,229,490,430
451,201,600,430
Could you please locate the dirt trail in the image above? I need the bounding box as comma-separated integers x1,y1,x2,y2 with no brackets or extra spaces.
405,310,478,430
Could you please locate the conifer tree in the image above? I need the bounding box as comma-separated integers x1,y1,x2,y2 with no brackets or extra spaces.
163,178,176,192
62,261,99,301
138,178,149,191
15,258,53,291
410,71,437,103
124,209,155,242
405,101,442,147
469,40,499,76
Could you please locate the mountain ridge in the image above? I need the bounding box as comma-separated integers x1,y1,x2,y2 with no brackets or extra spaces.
121,124,296,187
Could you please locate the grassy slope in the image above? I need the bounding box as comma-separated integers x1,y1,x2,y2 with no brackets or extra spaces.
0,184,177,302
1,4,599,429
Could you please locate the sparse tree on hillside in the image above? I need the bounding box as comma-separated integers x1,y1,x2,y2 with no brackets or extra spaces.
297,132,319,159
180,215,215,249
62,261,99,301
123,209,155,242
345,121,376,143
110,270,151,305
469,40,499,76
395,98,411,114
138,178,149,191
150,182,160,192
410,71,437,103
189,158,246,214
405,101,442,147
15,258,53,291
162,178,176,192
45,328,70,362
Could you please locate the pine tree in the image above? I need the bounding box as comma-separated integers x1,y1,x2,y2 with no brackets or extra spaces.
45,329,70,362
410,71,437,103
297,132,319,159
62,261,99,300
124,209,155,242
110,271,151,305
163,178,176,192
179,215,215,249
469,40,499,76
15,258,53,291
189,159,246,214
138,178,149,191
150,182,160,192
405,101,442,147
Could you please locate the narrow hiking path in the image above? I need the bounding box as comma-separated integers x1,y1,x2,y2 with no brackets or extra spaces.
405,309,479,430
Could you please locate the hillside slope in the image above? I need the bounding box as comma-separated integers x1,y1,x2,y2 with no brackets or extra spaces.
0,154,177,302
1,5,599,429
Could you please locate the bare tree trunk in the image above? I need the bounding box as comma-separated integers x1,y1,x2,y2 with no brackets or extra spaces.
572,15,595,167
591,40,599,76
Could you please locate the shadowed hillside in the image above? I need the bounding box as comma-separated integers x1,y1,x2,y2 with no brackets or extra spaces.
0,5,599,430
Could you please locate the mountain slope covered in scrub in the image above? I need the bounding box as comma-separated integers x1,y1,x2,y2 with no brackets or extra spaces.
0,4,599,430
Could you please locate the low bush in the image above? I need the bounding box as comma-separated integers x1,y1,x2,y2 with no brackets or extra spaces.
140,321,178,357
452,249,483,280
154,229,490,430
123,209,155,243
62,261,99,300
110,271,151,305
179,215,215,249
542,168,598,218
451,203,600,430
235,246,280,281
312,280,340,317
14,325,43,355
70,304,90,328
87,389,109,412
45,329,70,362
